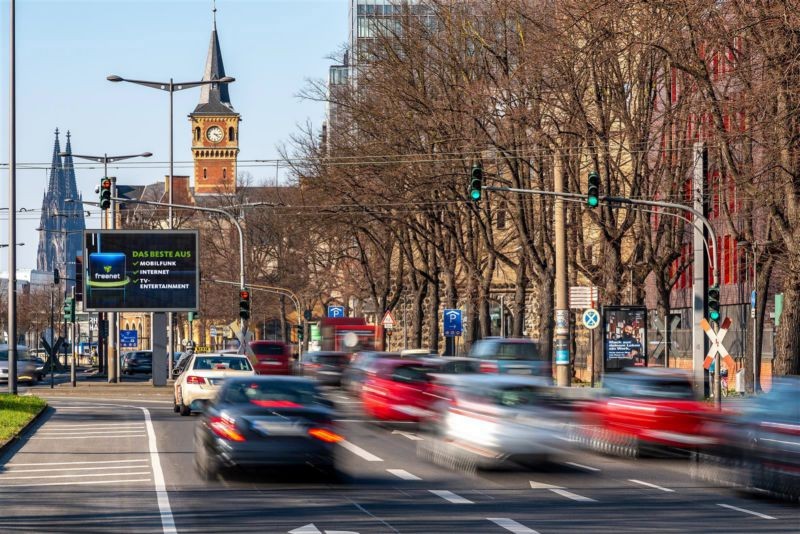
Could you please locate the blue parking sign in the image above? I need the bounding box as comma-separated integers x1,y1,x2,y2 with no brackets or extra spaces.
327,305,345,318
443,309,463,337
120,329,138,348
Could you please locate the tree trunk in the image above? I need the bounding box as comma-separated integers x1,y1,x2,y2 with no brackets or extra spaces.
749,258,773,392
773,267,800,376
538,280,554,364
428,277,441,353
413,281,427,349
512,258,527,337
280,296,287,343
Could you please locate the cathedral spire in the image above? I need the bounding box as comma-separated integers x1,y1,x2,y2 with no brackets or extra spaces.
62,130,79,201
47,129,63,195
194,3,234,115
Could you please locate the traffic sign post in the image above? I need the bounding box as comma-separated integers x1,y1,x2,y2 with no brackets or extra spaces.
582,308,600,387
443,309,463,337
327,305,345,318
700,317,735,408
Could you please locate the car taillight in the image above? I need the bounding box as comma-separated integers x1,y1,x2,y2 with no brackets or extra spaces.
208,416,246,442
308,427,343,443
480,361,499,373
186,375,206,385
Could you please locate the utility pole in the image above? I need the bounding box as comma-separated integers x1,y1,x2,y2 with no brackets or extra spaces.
7,0,18,394
553,150,570,387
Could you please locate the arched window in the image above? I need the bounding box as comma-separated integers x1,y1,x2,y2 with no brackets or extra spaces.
203,168,207,179
229,127,235,141
195,127,200,141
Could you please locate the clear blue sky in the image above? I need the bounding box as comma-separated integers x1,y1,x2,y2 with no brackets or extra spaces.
0,0,346,270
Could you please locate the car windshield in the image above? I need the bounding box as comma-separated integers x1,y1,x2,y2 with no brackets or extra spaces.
193,356,253,371
391,365,431,383
471,341,544,361
221,380,319,407
488,385,546,407
608,377,695,400
251,344,285,356
318,354,348,365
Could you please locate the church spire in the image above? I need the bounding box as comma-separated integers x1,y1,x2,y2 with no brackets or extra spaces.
62,130,80,201
47,128,63,195
194,2,235,114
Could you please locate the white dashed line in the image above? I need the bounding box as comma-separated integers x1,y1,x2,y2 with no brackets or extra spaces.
550,489,597,502
488,518,540,533
429,490,473,504
386,469,422,480
0,471,151,481
629,479,675,493
31,434,147,440
3,464,150,474
140,406,177,534
529,481,562,489
339,440,384,462
37,430,148,436
564,461,600,472
0,478,152,488
5,459,148,467
43,424,145,430
717,504,776,520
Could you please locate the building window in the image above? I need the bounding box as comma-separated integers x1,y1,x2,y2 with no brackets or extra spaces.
195,127,200,141
223,168,227,181
229,127,235,141
203,168,207,180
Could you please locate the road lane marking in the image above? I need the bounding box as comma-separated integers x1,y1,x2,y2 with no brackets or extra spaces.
429,490,473,504
0,471,151,481
140,407,177,534
3,464,150,474
550,489,597,502
564,461,600,472
488,518,540,533
335,419,416,424
37,430,148,436
5,459,149,467
0,478,152,488
339,440,384,462
31,434,147,440
529,481,563,489
629,479,675,492
717,504,776,520
386,469,421,480
391,430,423,441
43,424,145,429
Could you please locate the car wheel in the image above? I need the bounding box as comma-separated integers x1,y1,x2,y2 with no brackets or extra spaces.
194,440,220,481
179,403,191,416
173,403,180,413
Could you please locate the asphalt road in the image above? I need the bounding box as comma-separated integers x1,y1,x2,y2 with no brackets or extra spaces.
1,385,797,534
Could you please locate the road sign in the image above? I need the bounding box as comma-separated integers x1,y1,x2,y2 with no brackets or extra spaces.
443,309,463,337
41,335,64,359
701,317,736,370
381,310,396,329
582,308,600,330
327,305,345,318
119,329,138,348
569,286,599,309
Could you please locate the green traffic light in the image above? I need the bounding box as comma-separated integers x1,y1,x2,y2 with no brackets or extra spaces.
587,196,598,207
709,310,720,321
470,189,481,201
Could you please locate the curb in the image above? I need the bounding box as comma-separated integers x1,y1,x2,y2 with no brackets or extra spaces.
0,401,49,460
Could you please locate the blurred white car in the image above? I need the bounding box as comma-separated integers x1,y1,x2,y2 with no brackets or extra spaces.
431,375,569,468
174,353,255,416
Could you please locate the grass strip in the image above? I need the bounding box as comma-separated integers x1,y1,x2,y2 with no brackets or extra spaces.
0,394,47,443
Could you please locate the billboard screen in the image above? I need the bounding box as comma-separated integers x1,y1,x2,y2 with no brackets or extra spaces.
83,230,199,312
603,306,648,372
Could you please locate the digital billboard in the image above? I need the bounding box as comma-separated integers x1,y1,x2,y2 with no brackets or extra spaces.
603,306,648,372
83,230,199,312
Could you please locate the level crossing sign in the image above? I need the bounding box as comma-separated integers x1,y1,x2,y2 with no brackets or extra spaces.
700,317,736,370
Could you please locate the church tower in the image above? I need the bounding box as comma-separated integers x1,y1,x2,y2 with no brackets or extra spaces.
190,9,239,195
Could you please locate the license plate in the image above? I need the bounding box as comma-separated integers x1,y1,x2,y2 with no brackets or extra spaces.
207,378,224,386
507,368,532,375
252,420,304,436
261,361,282,366
319,371,340,375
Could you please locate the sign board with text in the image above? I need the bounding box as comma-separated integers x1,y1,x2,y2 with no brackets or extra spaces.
603,306,648,372
119,329,138,348
443,309,463,337
83,230,199,312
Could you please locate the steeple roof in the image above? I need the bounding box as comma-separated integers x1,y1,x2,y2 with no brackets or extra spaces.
193,9,236,115
47,128,63,195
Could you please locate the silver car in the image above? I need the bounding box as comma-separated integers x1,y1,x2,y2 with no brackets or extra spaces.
0,345,39,384
422,375,570,468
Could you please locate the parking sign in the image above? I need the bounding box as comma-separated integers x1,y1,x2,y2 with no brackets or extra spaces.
443,309,463,337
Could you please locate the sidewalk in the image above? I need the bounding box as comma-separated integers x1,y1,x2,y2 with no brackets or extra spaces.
31,370,174,401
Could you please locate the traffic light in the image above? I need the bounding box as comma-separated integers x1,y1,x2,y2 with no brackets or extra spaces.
587,171,600,207
99,178,112,211
188,311,198,322
238,289,250,320
53,268,60,285
296,324,304,341
708,284,721,322
63,297,75,323
469,164,483,202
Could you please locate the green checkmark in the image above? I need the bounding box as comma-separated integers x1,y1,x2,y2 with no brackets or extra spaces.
133,261,140,266
133,279,139,283
133,270,139,275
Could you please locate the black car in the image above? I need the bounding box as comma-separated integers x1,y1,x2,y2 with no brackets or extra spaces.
299,351,350,386
121,351,153,375
194,376,341,480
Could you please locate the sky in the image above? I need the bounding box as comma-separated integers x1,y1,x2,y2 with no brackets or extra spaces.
0,0,347,270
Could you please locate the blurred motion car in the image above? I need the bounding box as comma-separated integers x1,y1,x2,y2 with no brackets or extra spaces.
194,376,341,480
121,350,153,375
250,341,293,375
341,351,399,395
0,345,38,384
298,351,350,386
469,338,551,379
423,375,568,468
696,376,800,501
361,358,440,421
174,353,255,416
578,368,714,455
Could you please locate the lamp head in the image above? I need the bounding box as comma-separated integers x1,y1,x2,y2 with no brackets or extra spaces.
106,75,123,82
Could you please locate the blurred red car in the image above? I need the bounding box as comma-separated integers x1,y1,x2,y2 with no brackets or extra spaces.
361,359,438,422
580,369,715,451
249,341,293,375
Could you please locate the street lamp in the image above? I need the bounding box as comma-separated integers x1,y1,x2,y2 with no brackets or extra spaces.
107,74,234,375
60,151,151,384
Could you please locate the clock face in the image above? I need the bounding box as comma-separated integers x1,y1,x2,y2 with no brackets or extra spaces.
206,126,224,143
